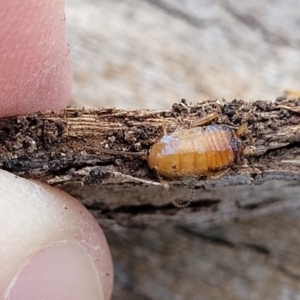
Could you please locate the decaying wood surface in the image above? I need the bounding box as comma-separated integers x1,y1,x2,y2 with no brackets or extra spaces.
1,98,300,228
1,97,300,183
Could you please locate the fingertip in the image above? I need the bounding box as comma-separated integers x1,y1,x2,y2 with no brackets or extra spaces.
0,170,113,300
0,0,72,117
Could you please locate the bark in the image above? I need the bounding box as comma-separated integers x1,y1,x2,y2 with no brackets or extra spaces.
1,98,300,228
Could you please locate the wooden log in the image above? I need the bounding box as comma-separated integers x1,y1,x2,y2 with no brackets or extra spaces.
1,98,300,228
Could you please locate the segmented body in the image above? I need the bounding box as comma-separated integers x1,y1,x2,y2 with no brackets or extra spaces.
147,125,242,178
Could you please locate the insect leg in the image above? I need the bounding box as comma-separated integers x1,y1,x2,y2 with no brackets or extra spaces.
236,122,248,136
207,168,230,180
242,145,257,156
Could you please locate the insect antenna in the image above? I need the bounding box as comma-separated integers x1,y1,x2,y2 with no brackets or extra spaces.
157,173,190,208
188,188,194,205
165,187,190,208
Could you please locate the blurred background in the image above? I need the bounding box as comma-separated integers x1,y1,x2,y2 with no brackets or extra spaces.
67,0,300,110
66,0,300,299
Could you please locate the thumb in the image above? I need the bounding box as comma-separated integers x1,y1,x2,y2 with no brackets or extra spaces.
0,170,113,300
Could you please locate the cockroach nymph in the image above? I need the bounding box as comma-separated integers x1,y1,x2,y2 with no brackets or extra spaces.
145,117,248,208
102,114,250,208
147,124,244,178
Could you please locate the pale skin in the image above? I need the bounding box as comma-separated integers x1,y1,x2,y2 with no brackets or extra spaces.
0,1,113,299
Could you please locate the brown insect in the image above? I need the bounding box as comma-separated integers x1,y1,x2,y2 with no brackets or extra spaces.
101,114,249,208
145,116,249,207
147,125,244,178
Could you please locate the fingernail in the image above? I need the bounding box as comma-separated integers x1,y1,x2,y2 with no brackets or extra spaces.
6,239,104,300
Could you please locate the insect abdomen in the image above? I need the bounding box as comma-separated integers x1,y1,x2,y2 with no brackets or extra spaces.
147,125,241,178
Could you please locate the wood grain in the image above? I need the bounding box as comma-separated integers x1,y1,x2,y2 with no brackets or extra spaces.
1,98,300,182
1,98,300,229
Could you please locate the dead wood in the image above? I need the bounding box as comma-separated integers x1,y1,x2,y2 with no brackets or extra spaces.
1,97,300,228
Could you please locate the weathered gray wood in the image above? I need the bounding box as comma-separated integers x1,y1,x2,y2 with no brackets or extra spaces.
66,0,300,110
107,213,300,300
63,180,300,230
